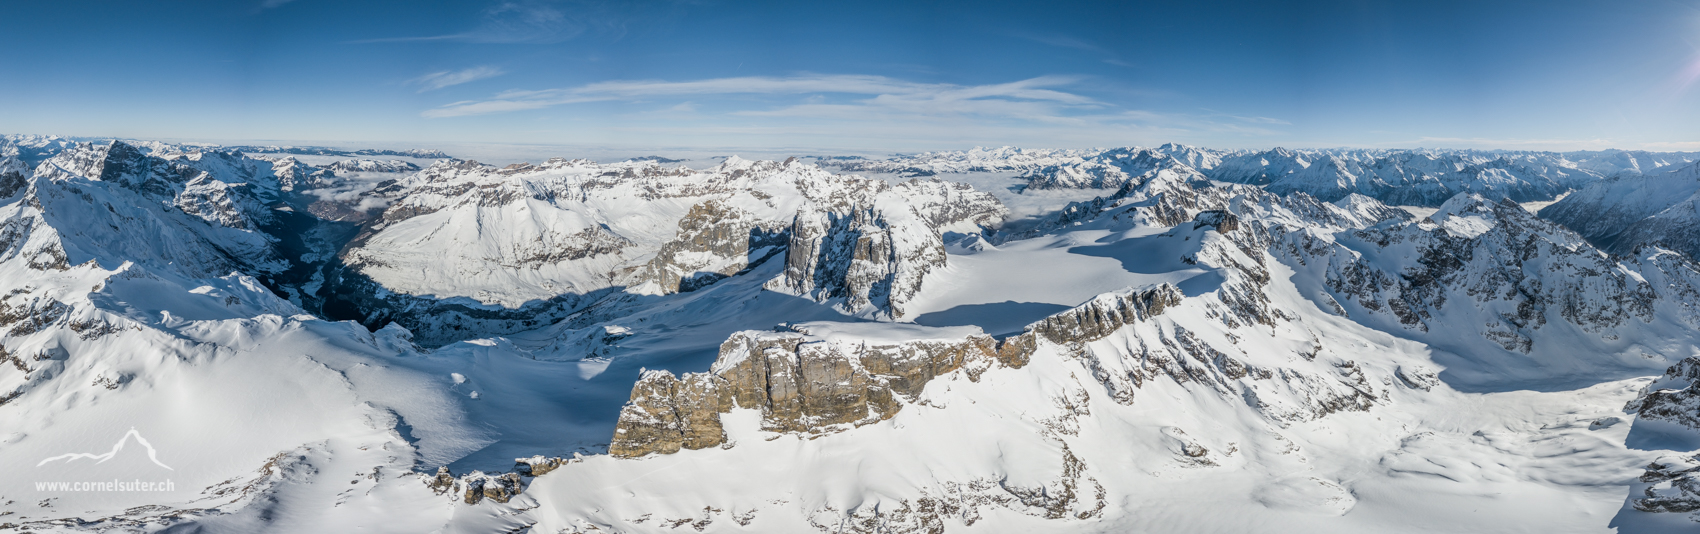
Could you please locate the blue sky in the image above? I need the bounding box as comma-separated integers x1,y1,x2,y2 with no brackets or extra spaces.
3,0,1699,152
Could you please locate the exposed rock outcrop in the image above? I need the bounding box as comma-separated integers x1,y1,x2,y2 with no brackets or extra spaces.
1632,454,1700,515
609,324,1001,458
1279,194,1659,353
1623,359,1700,517
514,455,576,477
764,206,944,318
422,466,528,505
610,285,1191,459
1192,210,1239,233
1005,285,1185,363
765,178,1006,318
461,472,524,505
1630,357,1700,430
636,200,788,294
0,157,28,198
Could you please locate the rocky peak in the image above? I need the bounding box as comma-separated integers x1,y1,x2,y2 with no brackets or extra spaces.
0,156,28,198
763,177,1005,318
36,141,199,199
633,199,788,295
175,174,273,230
764,204,940,318
267,157,333,192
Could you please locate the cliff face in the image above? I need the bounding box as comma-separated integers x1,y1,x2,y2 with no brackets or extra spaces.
608,284,1191,458
998,285,1185,367
0,157,28,198
609,323,1002,457
762,178,1006,319
763,206,945,319
634,199,788,294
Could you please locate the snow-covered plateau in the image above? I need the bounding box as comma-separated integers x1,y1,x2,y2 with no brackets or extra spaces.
2,134,1700,533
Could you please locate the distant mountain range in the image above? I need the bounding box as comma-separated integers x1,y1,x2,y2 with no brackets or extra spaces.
829,144,1699,206
0,134,451,165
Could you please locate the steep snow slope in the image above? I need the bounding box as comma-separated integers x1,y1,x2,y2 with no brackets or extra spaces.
1540,161,1700,258
0,144,492,530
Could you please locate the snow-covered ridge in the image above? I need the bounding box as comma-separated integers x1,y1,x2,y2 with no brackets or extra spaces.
5,134,1700,532
335,155,1007,342
1539,160,1700,258
1,133,451,163
321,159,422,174
827,144,1700,208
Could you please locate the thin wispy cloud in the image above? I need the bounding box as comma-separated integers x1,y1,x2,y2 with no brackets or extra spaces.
419,73,1288,149
1016,33,1104,53
423,74,1097,118
1199,109,1291,125
350,0,690,45
1017,32,1142,74
410,66,506,92
351,1,583,44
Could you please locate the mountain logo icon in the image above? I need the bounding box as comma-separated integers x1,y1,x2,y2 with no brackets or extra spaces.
37,427,174,471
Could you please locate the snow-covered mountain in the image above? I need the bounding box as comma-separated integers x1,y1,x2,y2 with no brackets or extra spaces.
322,159,423,174
0,134,451,167
3,136,1700,533
1,134,81,165
222,145,451,159
831,145,1700,208
1539,161,1700,258
331,155,1005,344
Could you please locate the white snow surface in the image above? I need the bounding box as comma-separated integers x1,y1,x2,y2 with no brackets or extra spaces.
1,137,1699,533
